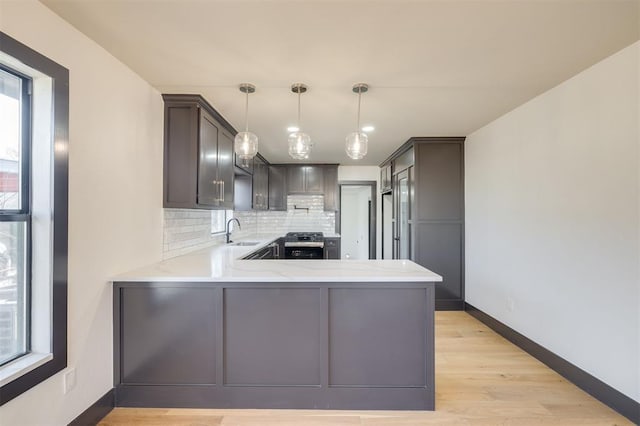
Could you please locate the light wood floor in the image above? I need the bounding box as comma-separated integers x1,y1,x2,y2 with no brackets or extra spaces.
100,312,632,425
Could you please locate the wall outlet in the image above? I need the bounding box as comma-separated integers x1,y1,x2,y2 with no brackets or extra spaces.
507,297,515,312
63,368,76,394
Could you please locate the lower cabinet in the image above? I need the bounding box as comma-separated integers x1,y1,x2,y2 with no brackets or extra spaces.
119,287,217,385
324,237,340,259
114,282,436,410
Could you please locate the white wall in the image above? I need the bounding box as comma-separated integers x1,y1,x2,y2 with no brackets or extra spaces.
338,166,381,259
0,1,164,424
466,42,639,402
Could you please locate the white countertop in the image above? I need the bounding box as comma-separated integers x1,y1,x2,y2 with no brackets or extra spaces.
113,235,442,283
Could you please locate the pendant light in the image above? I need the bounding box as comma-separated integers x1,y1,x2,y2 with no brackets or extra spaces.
345,83,369,160
288,83,312,160
234,83,258,164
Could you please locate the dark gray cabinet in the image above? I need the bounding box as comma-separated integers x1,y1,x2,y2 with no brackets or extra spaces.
114,280,436,410
287,165,324,194
252,154,269,210
163,94,235,209
268,165,287,211
380,163,392,193
393,167,412,260
324,237,340,259
119,287,217,385
217,129,234,209
382,137,465,310
233,173,253,211
269,164,337,211
413,141,464,309
323,165,338,212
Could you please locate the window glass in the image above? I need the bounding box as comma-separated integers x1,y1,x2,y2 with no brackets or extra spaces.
0,68,22,211
211,210,232,234
0,221,27,364
0,66,28,366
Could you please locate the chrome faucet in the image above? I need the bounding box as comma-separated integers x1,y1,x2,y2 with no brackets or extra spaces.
226,218,241,244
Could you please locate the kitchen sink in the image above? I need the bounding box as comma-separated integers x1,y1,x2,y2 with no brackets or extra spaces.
230,241,260,246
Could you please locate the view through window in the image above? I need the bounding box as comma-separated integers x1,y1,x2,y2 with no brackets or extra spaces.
0,66,29,365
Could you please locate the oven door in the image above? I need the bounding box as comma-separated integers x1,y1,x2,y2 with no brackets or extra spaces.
284,246,324,259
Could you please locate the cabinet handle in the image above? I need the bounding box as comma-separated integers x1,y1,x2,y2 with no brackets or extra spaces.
221,180,225,202
212,180,219,202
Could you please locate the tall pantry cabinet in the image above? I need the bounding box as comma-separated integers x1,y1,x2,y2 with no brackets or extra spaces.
382,137,465,310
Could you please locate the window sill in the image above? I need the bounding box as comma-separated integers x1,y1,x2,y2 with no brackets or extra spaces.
0,352,53,387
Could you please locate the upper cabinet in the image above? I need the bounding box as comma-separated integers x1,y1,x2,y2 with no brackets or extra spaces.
163,94,235,210
268,165,287,211
268,164,338,211
252,154,269,210
287,165,324,194
323,165,338,212
380,163,392,193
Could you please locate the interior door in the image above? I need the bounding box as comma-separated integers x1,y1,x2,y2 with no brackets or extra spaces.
340,185,370,259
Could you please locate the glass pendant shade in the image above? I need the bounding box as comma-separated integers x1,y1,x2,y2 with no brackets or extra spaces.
235,83,258,162
288,131,311,159
345,131,368,160
289,83,311,160
346,83,369,160
234,131,258,160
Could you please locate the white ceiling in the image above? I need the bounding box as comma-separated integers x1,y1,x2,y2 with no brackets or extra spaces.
41,0,639,165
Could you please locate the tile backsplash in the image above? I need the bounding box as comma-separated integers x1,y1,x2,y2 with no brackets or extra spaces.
163,209,226,259
163,195,335,259
235,195,336,236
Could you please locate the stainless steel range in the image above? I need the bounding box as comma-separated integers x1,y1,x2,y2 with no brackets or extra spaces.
284,232,324,259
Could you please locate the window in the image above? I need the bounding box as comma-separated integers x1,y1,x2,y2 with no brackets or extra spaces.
0,31,68,406
211,210,233,234
0,66,30,366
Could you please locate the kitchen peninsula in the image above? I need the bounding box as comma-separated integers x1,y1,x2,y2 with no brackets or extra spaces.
112,237,442,410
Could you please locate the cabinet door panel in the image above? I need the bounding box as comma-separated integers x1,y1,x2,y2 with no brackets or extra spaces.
164,105,197,207
415,143,463,221
268,165,287,211
287,166,305,193
394,169,411,259
218,129,235,209
413,223,462,300
252,157,268,210
329,288,427,386
224,288,321,385
323,165,338,211
121,287,217,385
197,111,220,206
305,166,324,193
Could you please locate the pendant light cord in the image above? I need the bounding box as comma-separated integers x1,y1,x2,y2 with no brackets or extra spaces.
356,87,362,131
244,90,249,132
297,91,301,129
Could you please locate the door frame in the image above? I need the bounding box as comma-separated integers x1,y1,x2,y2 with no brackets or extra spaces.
336,180,377,259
